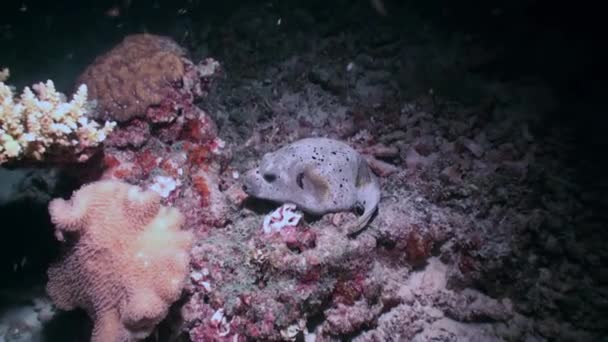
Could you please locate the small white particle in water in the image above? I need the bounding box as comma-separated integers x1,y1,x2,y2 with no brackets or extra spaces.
232,171,240,179
191,272,203,281
346,62,355,72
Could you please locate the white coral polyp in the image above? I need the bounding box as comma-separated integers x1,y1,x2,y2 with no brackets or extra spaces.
51,123,73,134
2,136,21,157
149,176,178,198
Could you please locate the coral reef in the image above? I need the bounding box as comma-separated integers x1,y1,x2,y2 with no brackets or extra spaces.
0,70,115,164
46,179,193,342
74,33,229,234
175,3,606,341
2,32,226,340
2,1,605,341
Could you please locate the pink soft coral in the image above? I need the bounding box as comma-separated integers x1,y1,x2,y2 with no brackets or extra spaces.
46,179,194,342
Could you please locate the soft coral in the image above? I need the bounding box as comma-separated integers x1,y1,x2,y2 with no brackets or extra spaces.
46,179,193,342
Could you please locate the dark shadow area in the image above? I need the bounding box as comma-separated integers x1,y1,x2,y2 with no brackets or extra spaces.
0,199,58,288
40,309,91,342
1,0,604,153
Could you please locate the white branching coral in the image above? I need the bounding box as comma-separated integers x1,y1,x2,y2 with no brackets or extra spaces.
0,70,116,164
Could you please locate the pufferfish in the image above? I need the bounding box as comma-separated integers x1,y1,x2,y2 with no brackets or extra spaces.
242,137,381,235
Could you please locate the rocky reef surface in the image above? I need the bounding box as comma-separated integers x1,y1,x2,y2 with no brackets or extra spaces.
0,1,606,341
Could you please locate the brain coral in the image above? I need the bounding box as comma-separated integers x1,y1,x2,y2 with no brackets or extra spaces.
77,33,188,122
46,179,194,342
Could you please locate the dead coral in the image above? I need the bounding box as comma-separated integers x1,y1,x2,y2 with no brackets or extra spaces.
46,179,193,342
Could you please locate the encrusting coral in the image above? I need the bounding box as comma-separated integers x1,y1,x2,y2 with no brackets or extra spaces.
46,179,194,342
0,68,116,164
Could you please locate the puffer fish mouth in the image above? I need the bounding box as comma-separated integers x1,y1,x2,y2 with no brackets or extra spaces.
241,179,252,195
241,169,261,196
242,182,254,195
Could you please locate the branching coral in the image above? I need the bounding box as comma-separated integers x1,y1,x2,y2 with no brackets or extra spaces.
46,179,194,342
0,70,115,164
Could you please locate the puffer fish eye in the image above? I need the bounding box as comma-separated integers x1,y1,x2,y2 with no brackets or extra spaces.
263,173,277,183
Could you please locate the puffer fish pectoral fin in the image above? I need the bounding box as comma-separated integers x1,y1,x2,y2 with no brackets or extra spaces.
355,158,372,187
300,166,330,202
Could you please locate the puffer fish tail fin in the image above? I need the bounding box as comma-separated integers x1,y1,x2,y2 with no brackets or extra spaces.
346,161,381,236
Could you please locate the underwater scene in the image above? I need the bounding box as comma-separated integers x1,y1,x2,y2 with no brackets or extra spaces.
0,0,606,341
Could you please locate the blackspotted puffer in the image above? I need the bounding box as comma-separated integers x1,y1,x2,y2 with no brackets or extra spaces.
242,137,381,235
